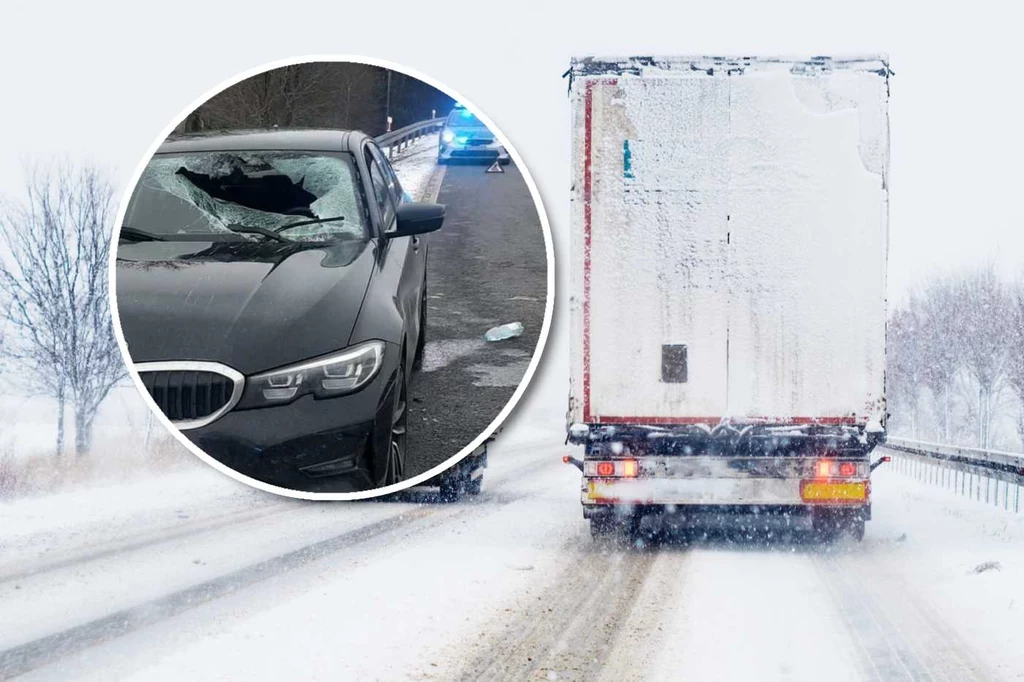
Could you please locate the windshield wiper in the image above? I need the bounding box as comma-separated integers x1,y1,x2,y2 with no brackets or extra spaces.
120,226,165,242
225,224,293,243
275,215,346,233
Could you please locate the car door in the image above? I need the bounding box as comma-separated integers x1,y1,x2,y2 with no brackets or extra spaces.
364,142,425,369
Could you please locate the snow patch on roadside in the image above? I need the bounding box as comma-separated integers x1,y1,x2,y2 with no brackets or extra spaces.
389,133,440,201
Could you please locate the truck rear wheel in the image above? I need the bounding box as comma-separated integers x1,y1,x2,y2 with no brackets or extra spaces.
812,510,866,542
811,510,840,543
438,477,463,502
848,518,866,542
589,516,617,538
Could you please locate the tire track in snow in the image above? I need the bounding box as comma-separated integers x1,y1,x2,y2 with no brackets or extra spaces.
0,499,299,584
593,549,692,682
0,452,554,680
452,538,661,682
814,550,996,681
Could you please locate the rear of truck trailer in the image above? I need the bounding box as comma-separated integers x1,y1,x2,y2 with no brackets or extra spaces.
565,56,891,539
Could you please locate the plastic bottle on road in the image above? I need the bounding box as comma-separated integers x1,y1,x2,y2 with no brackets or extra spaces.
484,322,524,342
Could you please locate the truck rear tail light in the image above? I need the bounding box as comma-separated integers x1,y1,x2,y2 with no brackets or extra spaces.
585,460,639,478
814,459,866,479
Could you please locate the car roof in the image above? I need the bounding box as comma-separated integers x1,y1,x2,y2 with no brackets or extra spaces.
157,129,371,154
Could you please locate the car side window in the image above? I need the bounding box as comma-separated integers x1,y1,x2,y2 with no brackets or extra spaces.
364,148,396,230
369,144,406,206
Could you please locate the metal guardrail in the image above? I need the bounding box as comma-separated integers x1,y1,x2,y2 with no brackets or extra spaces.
375,117,445,161
883,437,1023,513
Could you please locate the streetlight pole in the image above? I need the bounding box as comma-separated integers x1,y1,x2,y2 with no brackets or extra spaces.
385,70,392,132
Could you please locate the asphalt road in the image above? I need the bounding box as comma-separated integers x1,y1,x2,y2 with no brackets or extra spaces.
404,161,547,478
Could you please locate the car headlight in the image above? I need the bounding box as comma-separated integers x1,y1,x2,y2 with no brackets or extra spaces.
441,129,455,144
237,340,385,408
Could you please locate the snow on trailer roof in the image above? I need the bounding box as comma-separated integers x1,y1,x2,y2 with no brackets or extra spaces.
569,55,891,79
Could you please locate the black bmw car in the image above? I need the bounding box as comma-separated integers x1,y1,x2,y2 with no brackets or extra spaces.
115,129,444,493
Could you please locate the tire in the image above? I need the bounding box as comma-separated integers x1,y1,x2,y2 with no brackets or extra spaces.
465,475,482,495
811,510,839,543
590,516,616,538
848,518,866,542
383,362,408,486
438,476,463,502
413,280,427,371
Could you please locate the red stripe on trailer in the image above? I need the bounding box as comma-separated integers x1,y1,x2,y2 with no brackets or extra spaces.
590,416,863,426
582,78,616,423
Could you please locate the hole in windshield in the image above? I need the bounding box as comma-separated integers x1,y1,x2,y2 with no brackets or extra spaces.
123,151,368,243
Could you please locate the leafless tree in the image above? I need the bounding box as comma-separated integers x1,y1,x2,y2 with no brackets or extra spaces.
183,64,335,132
177,62,442,137
335,66,384,130
914,278,961,442
956,266,1011,449
1007,280,1024,444
887,306,925,438
0,163,126,455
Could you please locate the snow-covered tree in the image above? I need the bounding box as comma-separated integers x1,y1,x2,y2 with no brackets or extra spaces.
0,163,126,455
1007,280,1024,445
887,306,925,438
912,281,962,442
888,266,1023,451
956,266,1011,449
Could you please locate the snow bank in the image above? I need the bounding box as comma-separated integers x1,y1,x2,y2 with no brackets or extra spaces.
388,133,440,202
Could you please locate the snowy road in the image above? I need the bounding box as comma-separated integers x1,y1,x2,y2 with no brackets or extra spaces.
2,420,1021,681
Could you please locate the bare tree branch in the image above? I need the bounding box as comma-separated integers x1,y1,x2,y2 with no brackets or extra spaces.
0,162,127,455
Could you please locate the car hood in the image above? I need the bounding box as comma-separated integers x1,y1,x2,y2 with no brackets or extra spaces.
115,239,376,375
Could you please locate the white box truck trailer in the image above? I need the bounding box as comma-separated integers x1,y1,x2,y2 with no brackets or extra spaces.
564,56,892,540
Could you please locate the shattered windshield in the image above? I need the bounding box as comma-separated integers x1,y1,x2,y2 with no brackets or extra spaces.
123,151,368,242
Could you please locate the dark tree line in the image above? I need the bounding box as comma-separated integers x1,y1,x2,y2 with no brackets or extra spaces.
179,63,456,137
887,265,1024,451
0,163,125,455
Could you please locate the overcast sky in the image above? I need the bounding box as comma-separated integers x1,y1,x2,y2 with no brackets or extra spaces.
1,1,1020,308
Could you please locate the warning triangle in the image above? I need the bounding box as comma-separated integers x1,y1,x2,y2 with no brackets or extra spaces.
486,159,504,174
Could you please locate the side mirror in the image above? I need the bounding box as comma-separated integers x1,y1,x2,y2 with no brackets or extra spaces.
386,203,445,239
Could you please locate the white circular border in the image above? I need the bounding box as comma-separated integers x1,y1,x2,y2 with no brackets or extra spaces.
109,54,555,501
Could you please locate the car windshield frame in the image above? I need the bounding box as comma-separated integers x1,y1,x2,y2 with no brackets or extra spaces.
121,149,369,244
446,110,486,127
